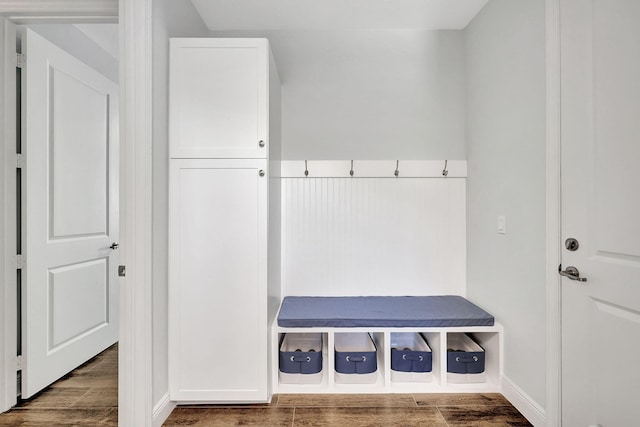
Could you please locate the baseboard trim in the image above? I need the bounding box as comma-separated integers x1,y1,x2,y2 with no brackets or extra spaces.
501,375,546,427
152,392,176,427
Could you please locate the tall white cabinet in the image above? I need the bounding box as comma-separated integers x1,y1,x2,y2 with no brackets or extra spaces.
168,39,281,402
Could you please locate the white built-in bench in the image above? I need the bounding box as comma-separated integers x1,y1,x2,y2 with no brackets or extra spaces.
271,295,503,394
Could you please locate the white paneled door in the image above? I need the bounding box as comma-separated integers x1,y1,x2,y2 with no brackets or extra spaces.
169,159,268,402
169,38,268,159
21,29,119,398
560,0,640,425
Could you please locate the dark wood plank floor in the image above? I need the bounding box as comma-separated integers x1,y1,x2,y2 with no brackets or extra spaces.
165,393,532,426
0,345,532,426
0,343,118,426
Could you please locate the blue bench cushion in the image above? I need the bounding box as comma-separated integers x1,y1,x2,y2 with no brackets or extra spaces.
277,295,494,328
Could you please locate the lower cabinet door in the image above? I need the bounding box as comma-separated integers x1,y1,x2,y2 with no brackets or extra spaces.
169,158,268,402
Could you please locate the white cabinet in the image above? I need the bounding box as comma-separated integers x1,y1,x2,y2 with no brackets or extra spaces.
169,38,271,159
169,39,280,403
169,159,267,401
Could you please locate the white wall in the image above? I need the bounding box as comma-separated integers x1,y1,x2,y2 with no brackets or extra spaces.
153,1,547,416
23,24,118,83
465,0,546,409
281,177,466,297
152,0,208,407
210,29,466,161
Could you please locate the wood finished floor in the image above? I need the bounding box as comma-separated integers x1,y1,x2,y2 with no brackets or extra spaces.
164,393,532,426
0,343,118,426
0,345,531,426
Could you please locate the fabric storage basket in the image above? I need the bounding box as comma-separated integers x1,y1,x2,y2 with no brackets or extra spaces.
334,333,377,384
390,332,432,372
279,333,323,384
390,332,433,383
446,333,486,383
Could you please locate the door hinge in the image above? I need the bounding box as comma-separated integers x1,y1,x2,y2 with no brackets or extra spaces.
16,53,24,69
15,355,22,371
16,153,23,168
16,254,24,269
118,265,126,277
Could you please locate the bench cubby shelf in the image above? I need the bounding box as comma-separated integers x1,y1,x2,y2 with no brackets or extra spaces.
272,324,503,394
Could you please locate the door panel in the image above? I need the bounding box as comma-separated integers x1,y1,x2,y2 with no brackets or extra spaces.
48,259,109,349
169,159,268,401
561,0,640,425
169,38,268,159
177,48,258,150
21,28,119,398
50,66,110,238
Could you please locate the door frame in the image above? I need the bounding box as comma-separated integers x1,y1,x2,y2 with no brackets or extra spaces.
545,0,562,426
0,1,564,426
0,1,154,426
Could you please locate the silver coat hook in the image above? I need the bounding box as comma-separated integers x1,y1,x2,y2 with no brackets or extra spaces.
442,160,448,177
304,160,309,177
350,160,354,177
394,160,399,177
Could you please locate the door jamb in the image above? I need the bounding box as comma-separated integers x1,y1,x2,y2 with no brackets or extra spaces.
545,0,562,426
118,0,154,425
0,15,18,414
0,1,154,426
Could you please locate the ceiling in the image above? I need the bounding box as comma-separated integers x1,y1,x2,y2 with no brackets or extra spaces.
190,0,489,31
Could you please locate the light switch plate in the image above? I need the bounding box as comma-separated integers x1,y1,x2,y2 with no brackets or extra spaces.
497,216,506,234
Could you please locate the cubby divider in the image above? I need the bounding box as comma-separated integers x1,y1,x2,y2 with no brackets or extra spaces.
272,324,503,394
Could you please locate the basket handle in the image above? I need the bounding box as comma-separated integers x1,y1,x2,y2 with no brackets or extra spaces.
455,356,479,363
402,354,424,362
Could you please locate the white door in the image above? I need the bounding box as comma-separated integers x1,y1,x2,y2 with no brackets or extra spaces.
169,158,268,402
21,28,119,398
169,38,268,159
560,0,640,425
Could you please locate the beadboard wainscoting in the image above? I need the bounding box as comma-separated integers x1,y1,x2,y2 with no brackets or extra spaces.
281,175,466,297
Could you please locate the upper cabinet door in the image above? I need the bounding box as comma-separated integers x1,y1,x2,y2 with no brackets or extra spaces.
170,38,269,158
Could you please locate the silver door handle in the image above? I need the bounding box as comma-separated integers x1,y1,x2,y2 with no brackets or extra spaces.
110,242,119,250
558,264,587,282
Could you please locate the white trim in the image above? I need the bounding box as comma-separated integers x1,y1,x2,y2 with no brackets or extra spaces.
0,1,117,17
152,392,176,427
545,0,562,426
1,2,156,426
502,375,546,427
0,1,117,24
0,17,18,413
118,0,154,426
3,17,117,25
281,160,466,178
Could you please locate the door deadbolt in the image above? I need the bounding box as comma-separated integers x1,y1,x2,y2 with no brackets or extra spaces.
565,238,579,251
